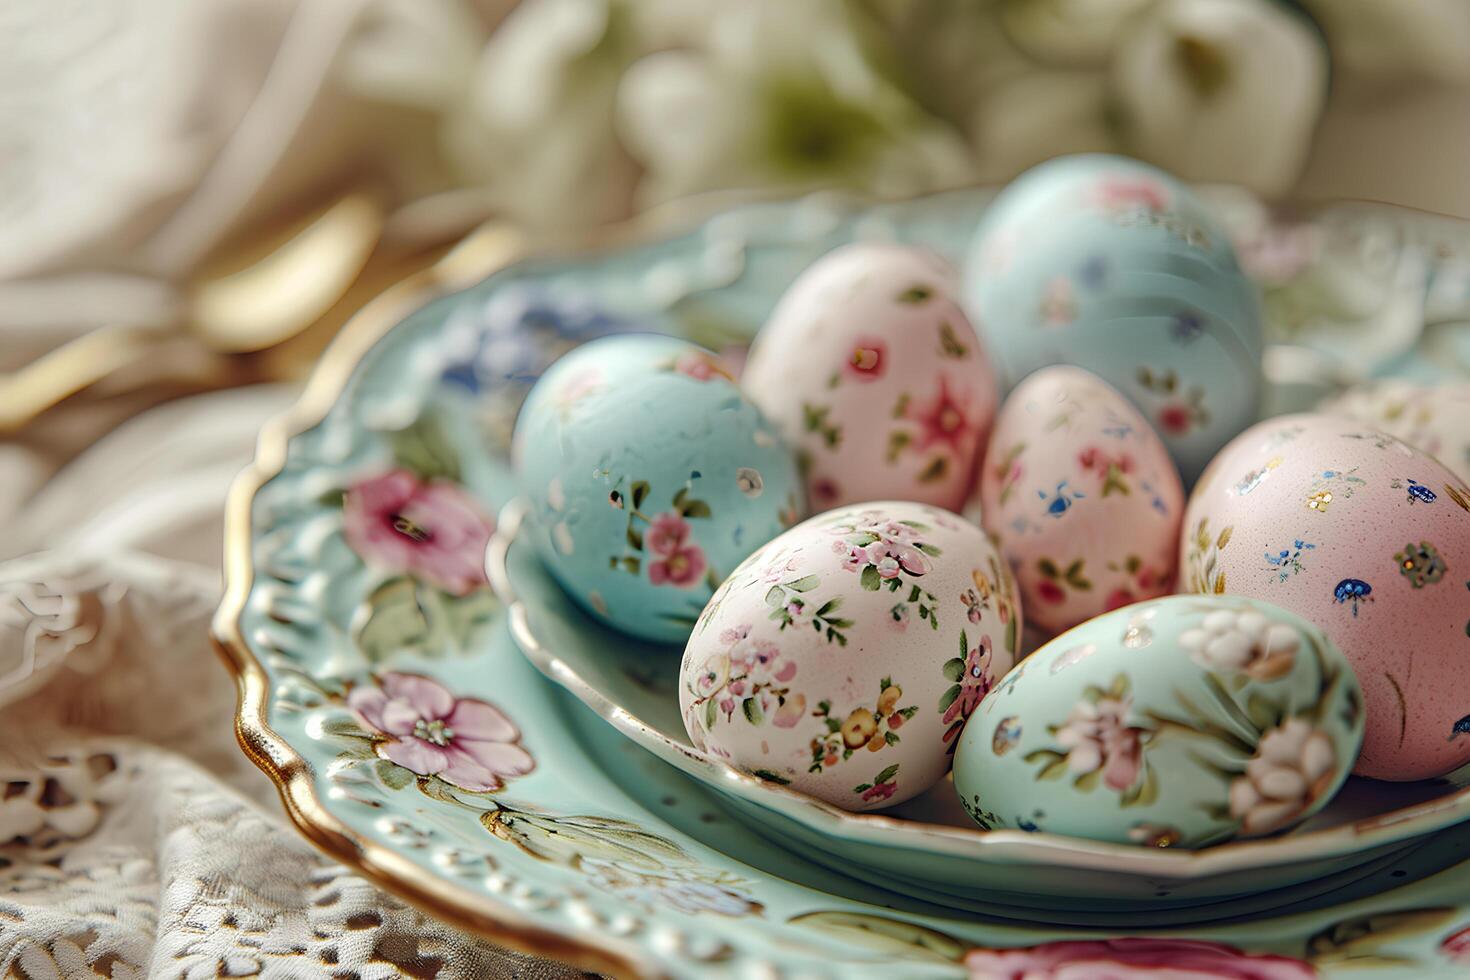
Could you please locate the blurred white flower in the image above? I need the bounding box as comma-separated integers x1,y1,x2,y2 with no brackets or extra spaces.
1112,0,1327,197
998,0,1156,68
615,0,973,206
1299,0,1470,83
445,0,644,229
969,70,1119,182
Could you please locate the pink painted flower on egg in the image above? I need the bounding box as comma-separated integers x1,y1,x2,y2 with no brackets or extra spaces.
349,672,533,792
674,350,736,382
342,470,493,596
845,337,887,381
1054,695,1146,793
645,511,707,588
1093,175,1172,214
943,635,994,732
909,376,974,455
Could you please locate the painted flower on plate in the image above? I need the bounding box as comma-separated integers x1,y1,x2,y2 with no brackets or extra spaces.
349,672,533,792
964,937,1316,979
1229,717,1336,836
342,470,493,596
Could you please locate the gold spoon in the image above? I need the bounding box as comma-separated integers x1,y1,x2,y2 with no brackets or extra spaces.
0,191,385,432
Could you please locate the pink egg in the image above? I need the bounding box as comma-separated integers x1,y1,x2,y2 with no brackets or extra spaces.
742,243,999,512
1321,380,1470,483
1181,412,1470,780
975,366,1184,636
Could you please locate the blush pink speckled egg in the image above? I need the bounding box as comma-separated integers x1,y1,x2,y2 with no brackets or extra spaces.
1181,412,1470,780
741,243,999,513
678,501,1023,810
974,366,1184,637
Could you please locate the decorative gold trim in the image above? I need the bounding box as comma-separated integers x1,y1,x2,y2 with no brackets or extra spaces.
212,221,666,979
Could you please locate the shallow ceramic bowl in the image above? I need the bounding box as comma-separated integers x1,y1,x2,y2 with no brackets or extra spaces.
217,189,1470,972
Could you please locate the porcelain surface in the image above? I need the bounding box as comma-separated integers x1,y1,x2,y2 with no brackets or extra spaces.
217,186,1470,976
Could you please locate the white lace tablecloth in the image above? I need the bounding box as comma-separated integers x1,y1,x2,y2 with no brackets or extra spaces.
0,387,582,979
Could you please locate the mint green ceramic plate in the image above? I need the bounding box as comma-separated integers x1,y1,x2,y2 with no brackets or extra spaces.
216,189,1470,976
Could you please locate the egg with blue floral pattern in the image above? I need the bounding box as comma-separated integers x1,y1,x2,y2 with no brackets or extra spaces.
1181,413,1470,779
974,365,1184,636
954,595,1363,847
962,154,1264,484
512,334,803,643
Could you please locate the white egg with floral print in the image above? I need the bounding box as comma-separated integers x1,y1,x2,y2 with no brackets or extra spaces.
741,243,999,512
678,501,1023,810
953,595,1364,848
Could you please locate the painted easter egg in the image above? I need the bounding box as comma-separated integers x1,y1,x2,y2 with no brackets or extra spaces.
679,501,1023,810
1320,379,1470,483
962,153,1264,483
975,365,1184,636
954,595,1364,847
512,334,803,644
1181,413,1470,780
742,243,1000,512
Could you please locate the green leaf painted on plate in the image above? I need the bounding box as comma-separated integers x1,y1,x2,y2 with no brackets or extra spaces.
784,911,965,963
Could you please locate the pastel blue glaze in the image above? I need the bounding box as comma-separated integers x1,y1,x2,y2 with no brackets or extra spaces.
962,155,1264,483
513,334,802,643
954,595,1364,848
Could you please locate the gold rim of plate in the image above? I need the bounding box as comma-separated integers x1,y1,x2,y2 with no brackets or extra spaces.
213,188,1470,973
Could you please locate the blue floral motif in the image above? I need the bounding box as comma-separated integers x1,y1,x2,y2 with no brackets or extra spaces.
440,286,629,395
1169,311,1205,345
1039,481,1084,518
1264,540,1315,583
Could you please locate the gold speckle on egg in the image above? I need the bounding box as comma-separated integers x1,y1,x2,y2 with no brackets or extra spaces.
736,468,764,498
1307,490,1333,513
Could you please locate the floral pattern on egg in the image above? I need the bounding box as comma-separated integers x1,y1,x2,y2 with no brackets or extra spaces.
962,154,1264,483
741,243,999,512
513,334,803,644
1180,412,1470,780
680,502,1022,810
953,596,1364,848
1322,379,1470,484
975,365,1184,636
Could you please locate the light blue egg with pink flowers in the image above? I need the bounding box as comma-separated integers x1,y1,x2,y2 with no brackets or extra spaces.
512,334,804,644
962,154,1264,484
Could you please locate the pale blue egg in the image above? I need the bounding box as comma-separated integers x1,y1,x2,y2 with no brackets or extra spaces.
962,154,1264,483
512,334,803,643
953,595,1364,848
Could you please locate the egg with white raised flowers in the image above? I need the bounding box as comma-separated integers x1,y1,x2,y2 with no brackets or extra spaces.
954,595,1363,847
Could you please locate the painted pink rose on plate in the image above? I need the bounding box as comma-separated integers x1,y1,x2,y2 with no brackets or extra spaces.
965,937,1315,980
349,672,533,792
343,470,493,596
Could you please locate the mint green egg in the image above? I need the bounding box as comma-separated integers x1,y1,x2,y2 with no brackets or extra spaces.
513,334,803,644
954,595,1364,848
